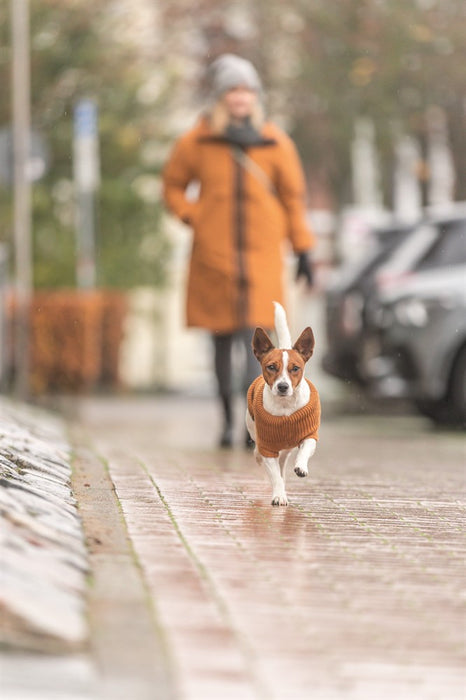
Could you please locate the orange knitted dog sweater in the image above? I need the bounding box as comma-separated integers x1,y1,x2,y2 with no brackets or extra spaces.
247,376,321,458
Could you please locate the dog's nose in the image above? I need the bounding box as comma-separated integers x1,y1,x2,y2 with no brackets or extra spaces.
277,382,290,395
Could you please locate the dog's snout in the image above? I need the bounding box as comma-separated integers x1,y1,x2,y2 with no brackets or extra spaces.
277,382,290,395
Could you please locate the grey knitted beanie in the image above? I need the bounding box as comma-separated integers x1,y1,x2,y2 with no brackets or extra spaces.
207,54,262,99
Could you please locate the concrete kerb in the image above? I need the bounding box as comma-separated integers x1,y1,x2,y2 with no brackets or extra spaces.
0,396,176,699
70,427,176,700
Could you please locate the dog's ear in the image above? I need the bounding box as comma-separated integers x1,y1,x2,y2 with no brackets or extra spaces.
252,327,275,360
293,327,315,362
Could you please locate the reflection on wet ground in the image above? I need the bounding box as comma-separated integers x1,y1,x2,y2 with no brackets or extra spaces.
72,394,465,699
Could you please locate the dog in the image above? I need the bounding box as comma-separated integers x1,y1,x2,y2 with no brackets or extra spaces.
246,302,321,506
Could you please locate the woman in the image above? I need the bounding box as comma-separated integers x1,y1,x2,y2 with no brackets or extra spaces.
162,54,315,448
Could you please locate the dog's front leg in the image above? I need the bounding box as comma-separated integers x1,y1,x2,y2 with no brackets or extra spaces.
279,451,289,485
294,438,317,478
263,457,288,506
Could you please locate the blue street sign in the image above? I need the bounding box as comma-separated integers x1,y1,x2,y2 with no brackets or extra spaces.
73,98,99,192
74,99,97,138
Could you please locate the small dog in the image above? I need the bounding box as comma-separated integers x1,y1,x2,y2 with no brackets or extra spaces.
246,302,321,506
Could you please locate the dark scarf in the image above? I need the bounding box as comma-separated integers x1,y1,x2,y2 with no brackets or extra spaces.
224,119,265,147
199,116,276,149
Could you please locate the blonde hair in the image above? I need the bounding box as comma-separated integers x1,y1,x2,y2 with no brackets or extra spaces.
208,98,265,135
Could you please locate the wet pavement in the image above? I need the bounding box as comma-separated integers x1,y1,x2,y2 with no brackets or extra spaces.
71,394,465,700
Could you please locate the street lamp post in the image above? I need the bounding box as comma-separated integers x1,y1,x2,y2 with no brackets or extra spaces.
11,0,32,399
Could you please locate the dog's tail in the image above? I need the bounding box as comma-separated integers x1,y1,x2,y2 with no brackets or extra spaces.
273,302,292,349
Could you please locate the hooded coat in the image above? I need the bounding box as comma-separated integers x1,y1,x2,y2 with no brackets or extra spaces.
162,117,315,333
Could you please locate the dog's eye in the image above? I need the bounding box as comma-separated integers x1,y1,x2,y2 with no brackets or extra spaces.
290,366,301,373
266,364,277,372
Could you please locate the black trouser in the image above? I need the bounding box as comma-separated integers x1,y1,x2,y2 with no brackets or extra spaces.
213,328,259,405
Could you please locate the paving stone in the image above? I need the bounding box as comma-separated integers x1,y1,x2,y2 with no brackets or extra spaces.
77,395,466,700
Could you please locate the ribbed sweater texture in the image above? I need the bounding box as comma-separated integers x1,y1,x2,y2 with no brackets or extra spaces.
247,376,321,458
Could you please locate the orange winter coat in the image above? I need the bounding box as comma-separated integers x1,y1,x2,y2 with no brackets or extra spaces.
162,117,315,333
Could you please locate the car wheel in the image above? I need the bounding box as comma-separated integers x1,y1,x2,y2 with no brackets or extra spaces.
449,347,466,428
415,398,454,425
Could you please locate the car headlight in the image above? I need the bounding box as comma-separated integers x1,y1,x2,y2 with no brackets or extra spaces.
394,298,429,327
342,292,364,335
392,295,460,327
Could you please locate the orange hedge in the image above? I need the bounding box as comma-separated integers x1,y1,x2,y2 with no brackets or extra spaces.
8,289,127,394
99,291,128,388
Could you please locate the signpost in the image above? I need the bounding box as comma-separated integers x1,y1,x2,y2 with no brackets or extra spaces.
73,99,99,289
0,127,49,187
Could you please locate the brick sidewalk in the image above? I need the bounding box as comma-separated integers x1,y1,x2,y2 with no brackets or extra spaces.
77,395,466,700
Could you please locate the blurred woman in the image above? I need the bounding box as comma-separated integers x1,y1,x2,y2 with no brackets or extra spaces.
163,53,315,447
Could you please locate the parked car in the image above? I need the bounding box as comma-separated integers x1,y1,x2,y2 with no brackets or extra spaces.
361,211,466,426
322,220,418,384
323,204,466,390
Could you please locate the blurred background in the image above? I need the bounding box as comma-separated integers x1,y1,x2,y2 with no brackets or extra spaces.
1,0,465,427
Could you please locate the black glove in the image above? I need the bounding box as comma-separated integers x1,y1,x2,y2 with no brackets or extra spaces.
296,252,314,287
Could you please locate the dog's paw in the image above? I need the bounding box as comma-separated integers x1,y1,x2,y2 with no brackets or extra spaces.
294,466,308,478
271,494,288,507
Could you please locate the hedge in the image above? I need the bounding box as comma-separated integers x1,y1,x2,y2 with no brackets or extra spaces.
7,289,127,394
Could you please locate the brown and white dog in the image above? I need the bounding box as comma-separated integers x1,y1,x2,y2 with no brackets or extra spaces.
246,302,321,506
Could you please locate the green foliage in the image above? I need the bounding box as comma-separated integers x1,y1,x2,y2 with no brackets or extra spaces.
2,0,464,254
0,0,170,289
161,0,465,206
282,0,466,204
97,180,169,289
32,183,75,287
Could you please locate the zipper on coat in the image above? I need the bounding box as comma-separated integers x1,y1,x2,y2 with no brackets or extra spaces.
233,147,248,327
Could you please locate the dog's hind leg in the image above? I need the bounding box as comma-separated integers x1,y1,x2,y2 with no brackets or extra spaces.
263,457,288,506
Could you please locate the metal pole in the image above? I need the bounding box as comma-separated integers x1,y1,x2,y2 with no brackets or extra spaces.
76,189,96,289
73,99,98,289
11,0,32,399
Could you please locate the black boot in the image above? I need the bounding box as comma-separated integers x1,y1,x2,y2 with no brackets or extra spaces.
219,394,233,448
